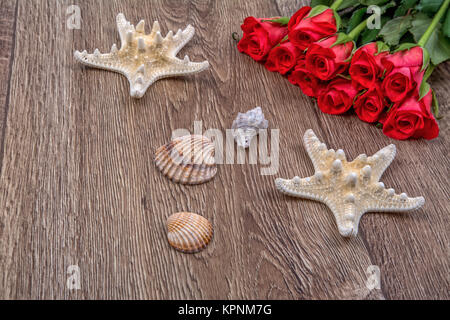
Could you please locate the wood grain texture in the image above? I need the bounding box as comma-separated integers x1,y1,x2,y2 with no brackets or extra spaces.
0,0,18,165
0,0,448,299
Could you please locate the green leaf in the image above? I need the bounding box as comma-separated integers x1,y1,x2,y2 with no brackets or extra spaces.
334,11,342,30
376,123,383,128
431,89,442,119
394,42,419,52
311,0,332,7
416,0,444,13
340,16,350,30
435,32,450,63
331,32,354,47
394,0,419,17
308,5,329,18
422,47,430,70
262,17,290,25
399,31,416,43
443,6,450,37
380,0,398,13
410,12,432,39
419,80,430,100
376,41,390,54
410,13,450,64
360,16,389,44
379,15,413,46
423,63,436,82
358,0,391,5
347,8,367,34
338,0,360,10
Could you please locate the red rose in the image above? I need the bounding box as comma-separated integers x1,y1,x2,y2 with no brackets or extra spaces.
288,59,327,97
288,6,312,31
288,8,337,50
382,90,439,140
265,41,303,74
317,78,358,114
354,85,386,123
237,17,288,62
381,46,425,103
305,35,354,81
349,42,388,89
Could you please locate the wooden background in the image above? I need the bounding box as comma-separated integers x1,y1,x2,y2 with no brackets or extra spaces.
0,0,448,300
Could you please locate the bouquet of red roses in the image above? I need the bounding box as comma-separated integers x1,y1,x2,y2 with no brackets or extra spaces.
237,0,449,140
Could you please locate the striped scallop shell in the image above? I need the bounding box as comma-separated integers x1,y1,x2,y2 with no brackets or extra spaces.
155,135,217,184
167,212,213,253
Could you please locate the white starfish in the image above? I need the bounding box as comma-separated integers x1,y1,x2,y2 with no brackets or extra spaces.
74,13,209,98
275,129,425,237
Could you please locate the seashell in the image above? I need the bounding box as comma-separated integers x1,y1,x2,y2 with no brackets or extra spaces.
167,212,213,253
232,106,268,148
155,135,217,184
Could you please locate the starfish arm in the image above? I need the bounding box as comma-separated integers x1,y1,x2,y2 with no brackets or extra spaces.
116,13,136,49
153,57,209,80
329,203,363,237
275,176,330,201
127,57,209,98
367,144,396,181
365,188,425,213
275,176,361,237
303,129,331,171
128,76,153,98
165,25,196,56
74,50,128,75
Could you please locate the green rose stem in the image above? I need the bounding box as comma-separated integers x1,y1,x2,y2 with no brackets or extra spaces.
347,19,367,40
330,18,367,47
415,0,449,107
330,0,344,11
418,0,450,47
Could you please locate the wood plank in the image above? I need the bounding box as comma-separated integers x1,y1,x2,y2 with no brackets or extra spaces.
0,0,18,165
0,0,448,299
359,61,450,299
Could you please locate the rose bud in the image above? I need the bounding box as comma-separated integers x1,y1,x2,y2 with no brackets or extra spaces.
265,41,304,75
381,46,425,103
288,59,327,97
317,78,358,114
354,85,387,123
349,42,388,89
237,17,288,62
305,35,354,81
288,7,337,50
382,90,439,140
